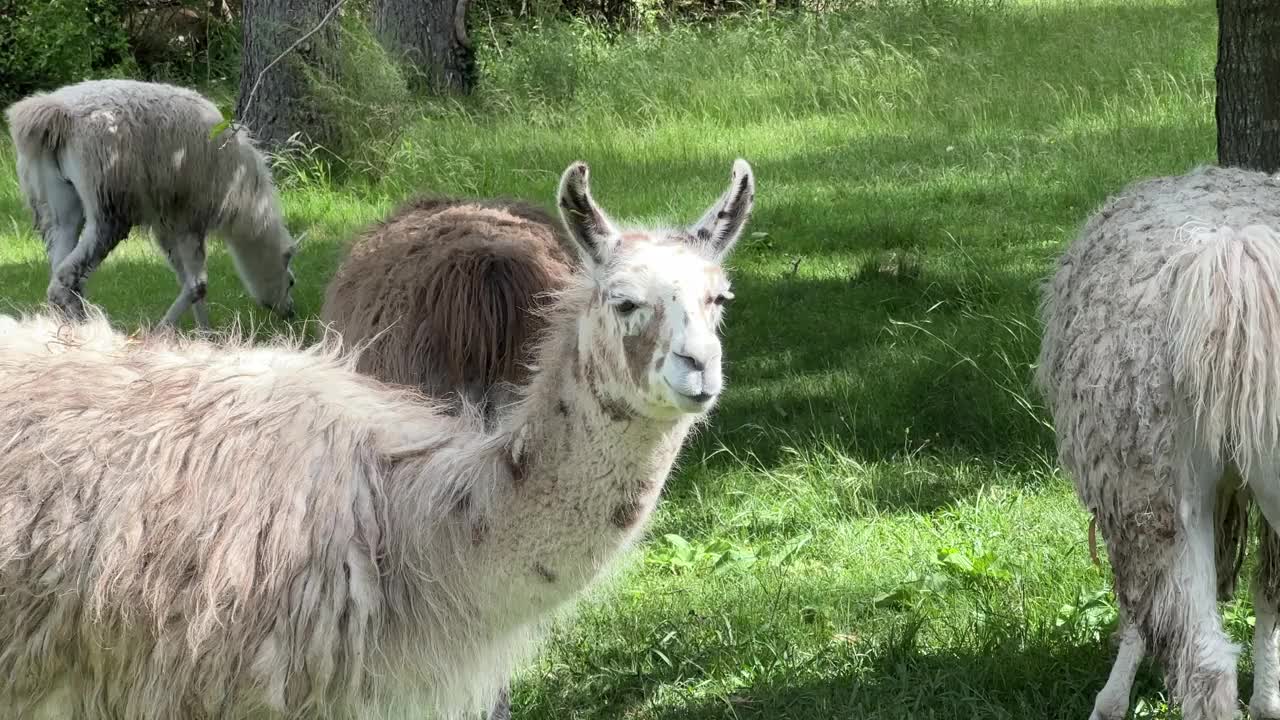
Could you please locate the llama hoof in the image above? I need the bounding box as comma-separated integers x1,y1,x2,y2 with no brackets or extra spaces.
486,690,512,720
1091,690,1130,720
47,282,85,321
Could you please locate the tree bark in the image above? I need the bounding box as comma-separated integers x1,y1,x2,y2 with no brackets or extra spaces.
1216,0,1280,172
236,0,342,153
373,0,475,95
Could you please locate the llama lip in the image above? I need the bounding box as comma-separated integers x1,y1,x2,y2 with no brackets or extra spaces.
667,380,716,410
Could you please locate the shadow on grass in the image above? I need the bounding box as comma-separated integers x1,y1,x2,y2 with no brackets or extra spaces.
518,619,1175,720
680,259,1054,474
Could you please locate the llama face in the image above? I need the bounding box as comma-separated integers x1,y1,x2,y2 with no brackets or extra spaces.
232,223,297,319
557,159,754,419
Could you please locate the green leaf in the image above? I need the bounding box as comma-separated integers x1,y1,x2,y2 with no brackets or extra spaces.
208,119,231,140
871,585,916,610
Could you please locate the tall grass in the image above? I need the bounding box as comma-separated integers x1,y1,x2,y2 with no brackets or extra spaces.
0,1,1230,717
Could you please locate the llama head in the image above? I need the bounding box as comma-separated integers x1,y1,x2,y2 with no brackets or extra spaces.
556,159,754,420
229,222,298,320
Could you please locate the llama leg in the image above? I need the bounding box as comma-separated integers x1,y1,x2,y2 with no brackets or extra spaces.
1238,462,1280,720
157,233,210,330
48,210,130,320
1141,453,1240,720
159,287,198,328
1092,619,1146,720
38,177,85,272
1250,513,1280,719
485,686,511,720
178,235,210,330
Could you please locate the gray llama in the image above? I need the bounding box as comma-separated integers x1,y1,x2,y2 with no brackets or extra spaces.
5,78,297,328
1038,165,1280,720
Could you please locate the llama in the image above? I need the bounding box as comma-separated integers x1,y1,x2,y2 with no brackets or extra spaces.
5,78,297,329
320,196,577,424
0,158,756,719
1037,165,1280,720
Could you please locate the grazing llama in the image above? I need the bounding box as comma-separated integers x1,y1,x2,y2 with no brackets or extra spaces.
5,78,297,328
1037,165,1280,720
0,158,756,719
321,196,577,424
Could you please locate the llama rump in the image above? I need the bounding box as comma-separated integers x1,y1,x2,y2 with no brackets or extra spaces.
321,196,577,422
0,158,755,719
1037,165,1280,720
5,79,297,328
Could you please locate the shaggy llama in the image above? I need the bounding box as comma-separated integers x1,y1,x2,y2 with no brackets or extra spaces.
0,158,756,719
1037,165,1280,720
5,78,297,328
321,196,577,423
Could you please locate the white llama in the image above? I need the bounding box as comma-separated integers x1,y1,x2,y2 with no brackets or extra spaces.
0,158,755,719
1037,165,1280,720
5,78,297,328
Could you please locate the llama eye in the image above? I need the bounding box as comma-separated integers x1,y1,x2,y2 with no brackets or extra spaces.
712,293,732,306
615,300,638,315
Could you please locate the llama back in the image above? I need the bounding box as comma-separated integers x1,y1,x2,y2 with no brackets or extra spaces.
0,311,476,717
321,198,576,406
7,79,276,231
1038,165,1280,433
7,79,224,161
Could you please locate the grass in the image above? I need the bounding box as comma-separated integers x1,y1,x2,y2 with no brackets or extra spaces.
0,0,1249,717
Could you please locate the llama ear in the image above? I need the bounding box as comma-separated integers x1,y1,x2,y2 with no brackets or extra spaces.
557,161,618,266
690,158,755,261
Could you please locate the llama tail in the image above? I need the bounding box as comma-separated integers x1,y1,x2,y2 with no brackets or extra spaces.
1168,223,1280,479
5,92,73,157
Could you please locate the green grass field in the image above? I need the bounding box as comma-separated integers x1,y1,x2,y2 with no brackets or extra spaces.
0,0,1239,717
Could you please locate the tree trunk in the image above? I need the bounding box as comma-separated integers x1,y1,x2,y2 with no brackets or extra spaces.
374,0,475,95
235,0,342,154
1216,0,1280,172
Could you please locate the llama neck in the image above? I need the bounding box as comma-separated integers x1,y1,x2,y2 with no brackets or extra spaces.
473,324,695,623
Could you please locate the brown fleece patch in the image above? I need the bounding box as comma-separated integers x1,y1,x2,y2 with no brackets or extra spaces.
533,563,557,583
585,360,633,422
319,197,577,404
471,516,490,547
622,305,664,385
610,497,644,530
1259,514,1280,607
1215,474,1249,601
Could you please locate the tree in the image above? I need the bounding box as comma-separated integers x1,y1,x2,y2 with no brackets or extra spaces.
235,0,344,153
1216,0,1280,172
373,0,475,95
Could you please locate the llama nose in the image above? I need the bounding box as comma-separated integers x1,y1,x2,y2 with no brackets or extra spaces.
674,351,705,372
